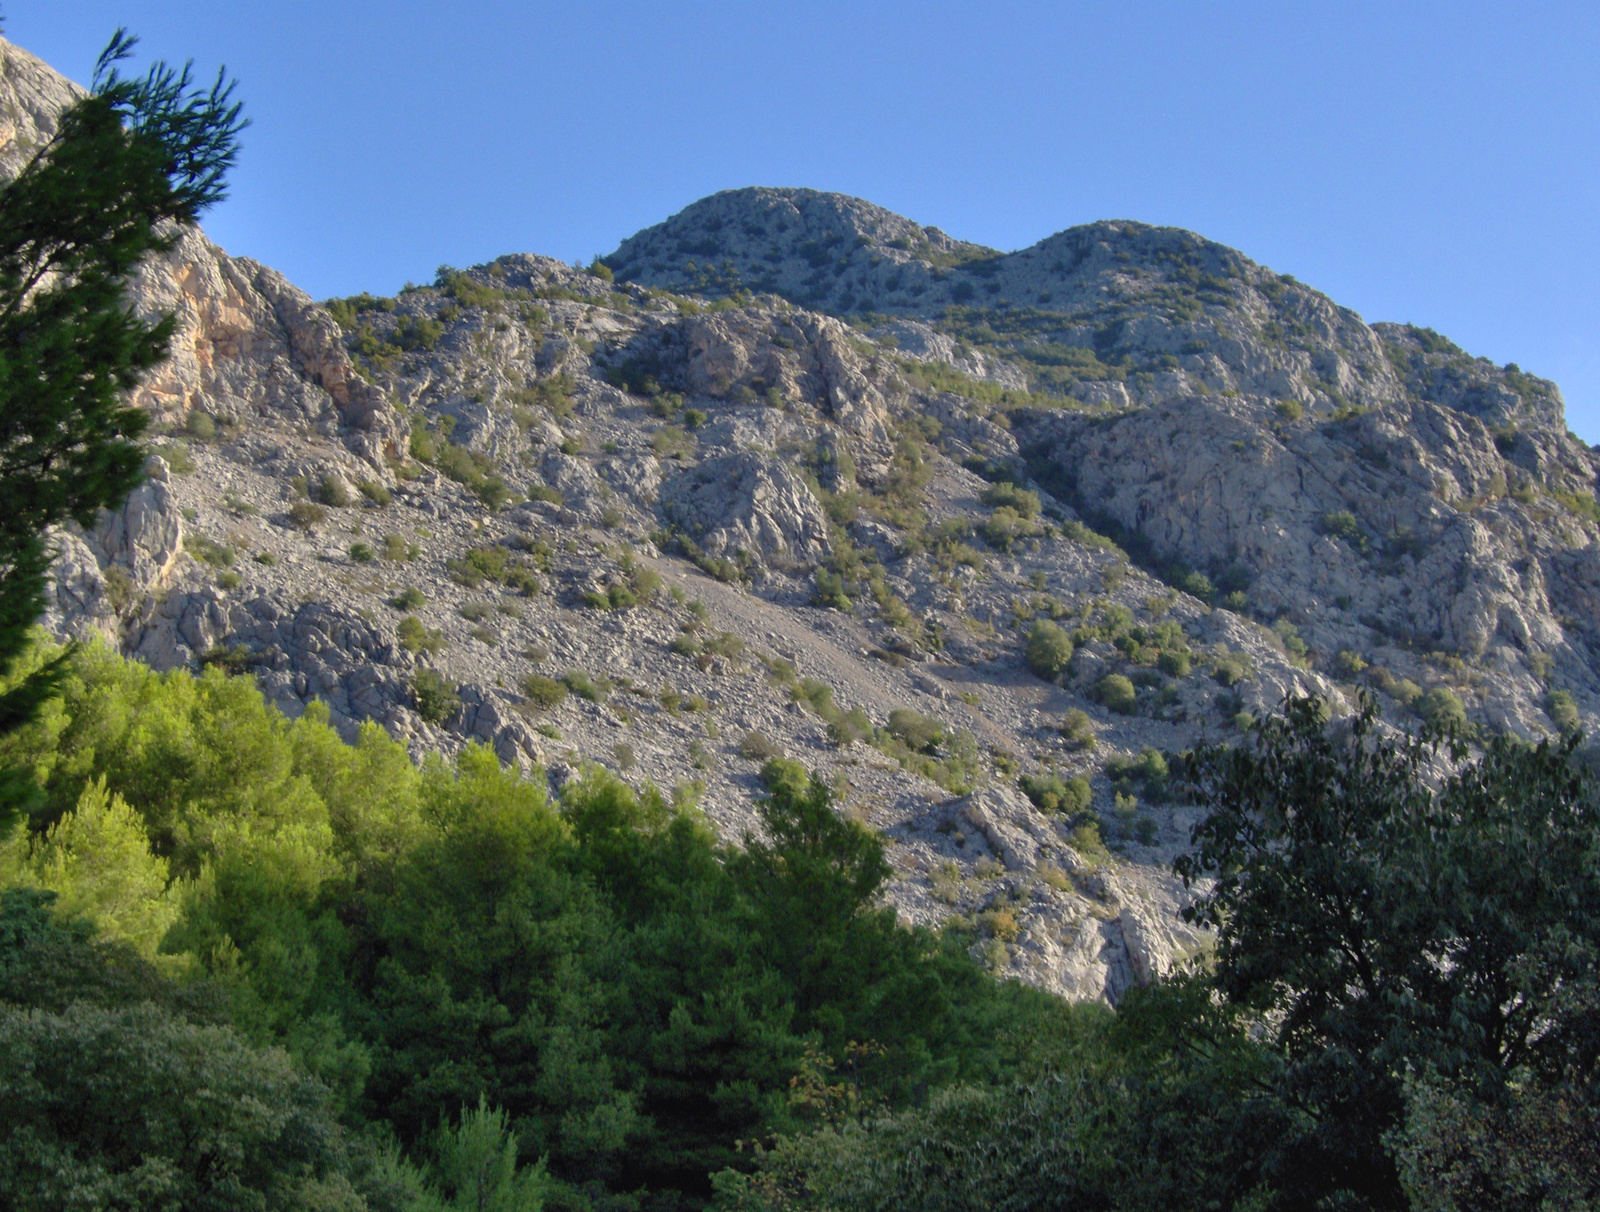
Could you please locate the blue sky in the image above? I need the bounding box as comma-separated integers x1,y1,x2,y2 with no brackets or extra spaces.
16,2,1600,440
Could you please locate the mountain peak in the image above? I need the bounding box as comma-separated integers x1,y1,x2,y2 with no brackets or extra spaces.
607,186,997,307
9,25,1598,1021
607,188,1303,340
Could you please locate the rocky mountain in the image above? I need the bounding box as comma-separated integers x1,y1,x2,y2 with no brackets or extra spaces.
13,42,1600,1006
612,187,1600,734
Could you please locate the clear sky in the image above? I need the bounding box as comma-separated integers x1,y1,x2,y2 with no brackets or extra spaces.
14,2,1600,440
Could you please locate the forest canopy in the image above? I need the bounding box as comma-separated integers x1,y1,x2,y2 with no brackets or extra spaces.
0,635,1067,1210
6,641,1600,1211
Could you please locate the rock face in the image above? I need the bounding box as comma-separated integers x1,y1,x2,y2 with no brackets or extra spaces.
130,228,408,465
660,452,831,571
614,187,1600,743
0,40,407,472
19,44,1600,1004
88,459,185,592
612,305,894,447
1004,324,1599,735
0,37,81,177
871,318,1029,392
132,590,415,734
45,457,185,645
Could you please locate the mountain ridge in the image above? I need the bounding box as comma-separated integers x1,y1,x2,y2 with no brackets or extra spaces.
610,185,1571,425
9,36,1600,1006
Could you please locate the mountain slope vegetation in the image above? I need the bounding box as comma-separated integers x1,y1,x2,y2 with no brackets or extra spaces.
2,32,1599,1211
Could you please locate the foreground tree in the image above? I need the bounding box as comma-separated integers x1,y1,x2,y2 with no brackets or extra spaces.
1178,696,1600,1208
0,888,429,1212
711,702,1600,1211
0,31,244,825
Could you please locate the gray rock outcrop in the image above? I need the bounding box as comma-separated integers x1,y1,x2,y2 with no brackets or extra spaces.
660,451,831,571
129,229,407,465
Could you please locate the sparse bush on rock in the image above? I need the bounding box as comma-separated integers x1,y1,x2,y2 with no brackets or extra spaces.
1549,689,1580,729
1418,686,1468,731
411,667,460,723
1025,619,1073,681
521,674,568,709
287,500,326,529
738,730,782,762
1095,673,1138,714
1019,772,1092,816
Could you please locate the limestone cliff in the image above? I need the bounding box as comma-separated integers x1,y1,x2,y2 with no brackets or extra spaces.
13,47,1594,1005
614,187,1600,742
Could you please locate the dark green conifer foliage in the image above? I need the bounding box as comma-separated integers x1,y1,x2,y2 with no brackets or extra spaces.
0,30,244,823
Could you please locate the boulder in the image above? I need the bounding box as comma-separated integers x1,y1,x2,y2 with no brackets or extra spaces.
660,451,830,570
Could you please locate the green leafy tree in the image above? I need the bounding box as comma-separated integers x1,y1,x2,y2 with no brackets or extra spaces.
356,749,639,1185
0,1000,367,1211
4,643,331,874
1390,1070,1600,1211
729,771,1045,1100
560,767,802,1196
0,886,222,1020
0,30,244,825
0,775,177,953
0,888,424,1212
730,772,893,1032
419,1096,550,1212
1177,695,1600,1208
1,635,1075,1208
709,982,1298,1212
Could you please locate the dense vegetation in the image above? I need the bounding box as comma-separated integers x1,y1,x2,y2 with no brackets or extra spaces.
0,638,1063,1209
4,643,1598,1210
